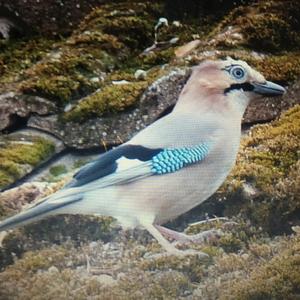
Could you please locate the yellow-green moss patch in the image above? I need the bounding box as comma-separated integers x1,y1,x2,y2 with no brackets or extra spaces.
15,1,168,106
0,138,55,189
220,105,300,233
49,165,67,177
19,49,110,104
230,105,300,190
221,236,300,300
64,82,148,122
0,37,58,87
63,67,164,122
214,0,300,52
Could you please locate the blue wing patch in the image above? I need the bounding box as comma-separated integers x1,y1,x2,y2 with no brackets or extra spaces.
151,144,210,174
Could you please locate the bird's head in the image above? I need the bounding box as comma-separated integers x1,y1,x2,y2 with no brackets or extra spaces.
177,57,286,115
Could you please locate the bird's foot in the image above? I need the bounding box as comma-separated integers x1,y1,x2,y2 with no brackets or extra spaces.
155,225,223,245
141,222,209,259
182,229,223,244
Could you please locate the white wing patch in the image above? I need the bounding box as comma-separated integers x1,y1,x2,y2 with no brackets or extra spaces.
116,157,145,172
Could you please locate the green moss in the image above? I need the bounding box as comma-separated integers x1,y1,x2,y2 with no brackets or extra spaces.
234,105,300,189
19,50,109,104
140,254,208,282
0,138,55,189
64,81,148,122
221,236,300,300
63,66,163,122
139,48,175,68
77,2,162,51
0,139,55,166
0,37,58,87
186,220,263,254
15,2,162,105
221,105,300,233
255,53,300,83
49,165,67,177
21,215,115,245
214,0,300,52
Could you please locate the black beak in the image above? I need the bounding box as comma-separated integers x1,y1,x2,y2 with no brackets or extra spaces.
252,81,286,96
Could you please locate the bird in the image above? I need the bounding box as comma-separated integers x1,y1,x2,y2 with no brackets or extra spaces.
0,58,286,256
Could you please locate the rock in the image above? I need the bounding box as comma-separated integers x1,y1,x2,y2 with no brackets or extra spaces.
0,129,63,190
48,266,59,273
0,0,110,36
0,92,56,130
210,1,300,52
0,182,53,217
28,68,191,148
95,274,117,286
175,39,200,58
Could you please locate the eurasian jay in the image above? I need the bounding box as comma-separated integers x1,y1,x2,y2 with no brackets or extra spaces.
0,58,286,255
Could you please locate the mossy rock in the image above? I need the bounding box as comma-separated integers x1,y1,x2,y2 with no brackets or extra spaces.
63,66,164,122
19,48,111,105
220,105,300,234
8,2,165,105
214,0,300,52
49,164,68,177
0,37,57,87
64,81,148,122
0,214,116,271
1,0,214,110
164,0,255,20
221,235,300,300
0,137,55,189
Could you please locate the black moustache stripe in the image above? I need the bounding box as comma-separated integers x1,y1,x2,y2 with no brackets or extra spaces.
224,82,254,94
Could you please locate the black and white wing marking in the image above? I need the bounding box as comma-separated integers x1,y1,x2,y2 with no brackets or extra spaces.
66,142,211,190
66,145,163,188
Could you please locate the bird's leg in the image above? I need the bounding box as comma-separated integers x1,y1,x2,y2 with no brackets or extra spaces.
141,222,208,258
143,222,184,254
154,225,191,243
155,225,223,245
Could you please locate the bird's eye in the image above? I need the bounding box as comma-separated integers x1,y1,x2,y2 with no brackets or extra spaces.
230,66,245,80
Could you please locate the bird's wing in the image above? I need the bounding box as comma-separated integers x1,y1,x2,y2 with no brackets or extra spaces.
66,141,212,193
66,145,163,188
67,113,220,190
